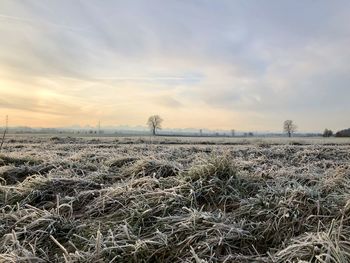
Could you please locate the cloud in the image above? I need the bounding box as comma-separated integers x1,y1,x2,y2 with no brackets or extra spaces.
0,90,84,117
1,0,350,130
152,96,183,108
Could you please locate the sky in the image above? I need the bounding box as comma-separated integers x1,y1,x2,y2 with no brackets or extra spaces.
1,0,350,132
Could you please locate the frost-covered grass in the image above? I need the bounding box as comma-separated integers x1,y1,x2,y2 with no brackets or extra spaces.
1,136,350,262
4,133,350,146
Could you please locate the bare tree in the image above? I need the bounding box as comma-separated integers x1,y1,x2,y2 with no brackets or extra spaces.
323,129,333,137
283,120,297,137
147,115,163,136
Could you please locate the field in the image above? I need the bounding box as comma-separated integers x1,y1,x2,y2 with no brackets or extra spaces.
1,135,350,262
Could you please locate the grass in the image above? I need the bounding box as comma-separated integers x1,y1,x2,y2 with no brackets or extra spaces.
1,135,350,262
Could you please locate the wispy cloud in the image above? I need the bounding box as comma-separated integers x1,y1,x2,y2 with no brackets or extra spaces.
0,13,91,32
152,96,183,108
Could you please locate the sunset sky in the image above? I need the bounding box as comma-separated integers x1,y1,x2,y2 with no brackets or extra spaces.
1,0,350,131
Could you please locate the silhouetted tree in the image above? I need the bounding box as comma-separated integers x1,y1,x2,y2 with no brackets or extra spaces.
147,115,163,136
323,129,333,137
283,120,297,137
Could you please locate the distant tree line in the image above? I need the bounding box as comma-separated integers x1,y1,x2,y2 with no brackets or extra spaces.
335,128,350,137
321,128,350,138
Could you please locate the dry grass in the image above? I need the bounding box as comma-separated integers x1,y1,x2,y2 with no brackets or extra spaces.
1,136,350,262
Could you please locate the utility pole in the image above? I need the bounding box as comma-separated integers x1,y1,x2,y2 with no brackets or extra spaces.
0,115,8,152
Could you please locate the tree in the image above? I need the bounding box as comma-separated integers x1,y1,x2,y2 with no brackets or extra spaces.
323,129,333,137
283,120,297,137
231,129,235,137
335,128,350,137
147,115,163,136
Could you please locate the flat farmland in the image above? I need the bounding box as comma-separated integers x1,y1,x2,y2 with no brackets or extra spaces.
1,135,350,262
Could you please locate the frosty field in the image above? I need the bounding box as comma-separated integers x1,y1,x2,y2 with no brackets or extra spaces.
1,135,350,262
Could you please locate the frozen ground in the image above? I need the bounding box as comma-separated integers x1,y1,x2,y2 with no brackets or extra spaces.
1,135,350,262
